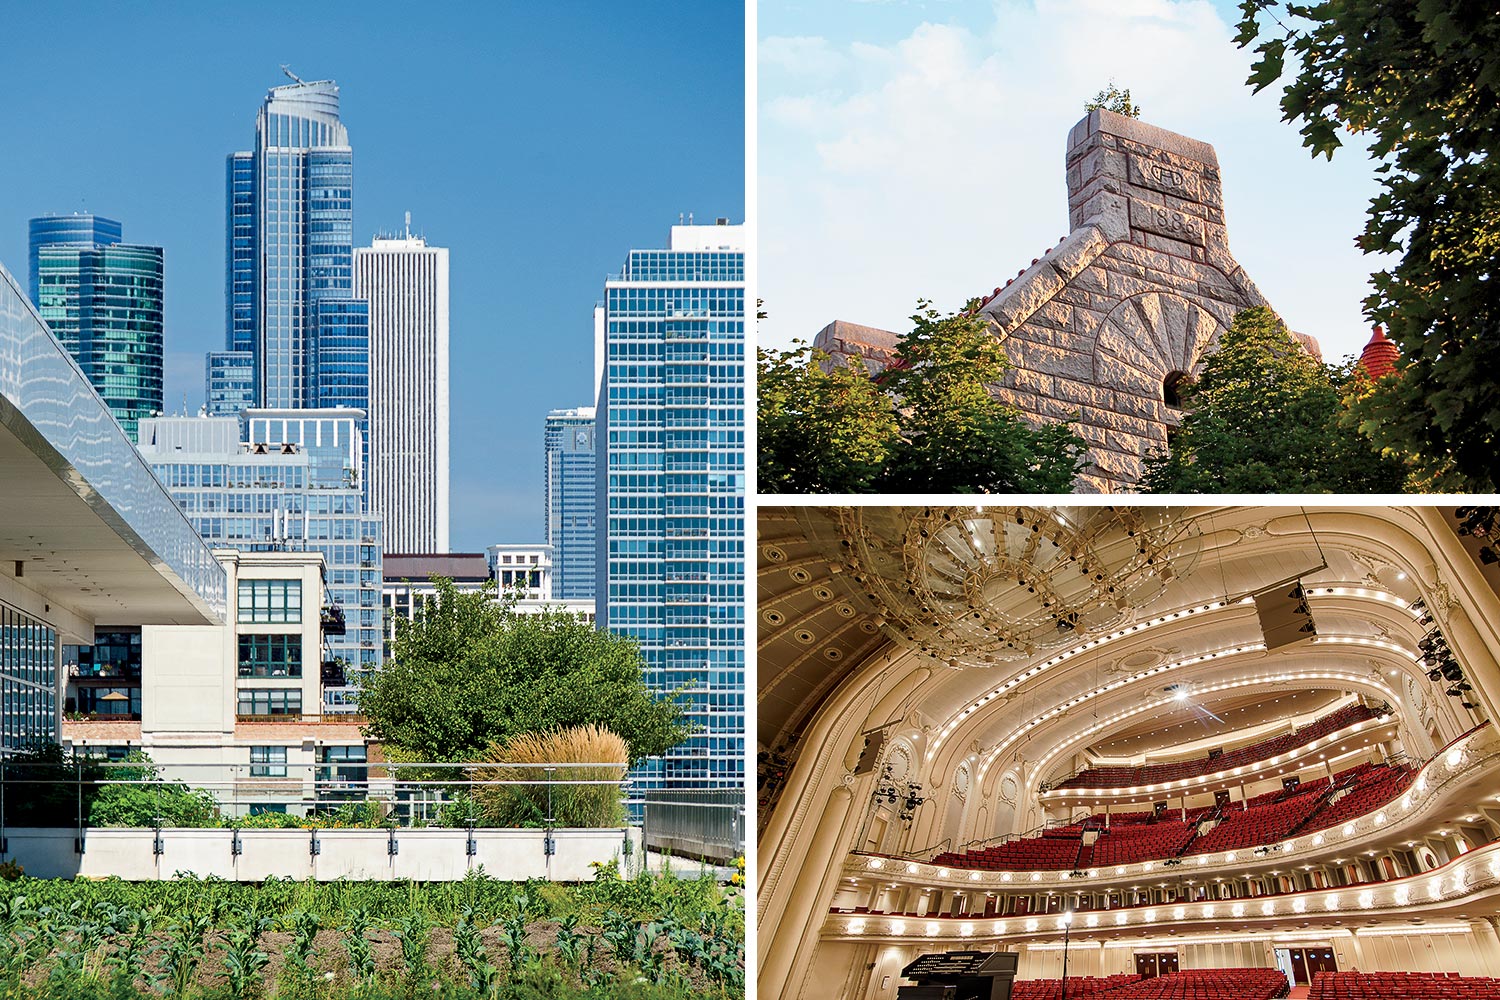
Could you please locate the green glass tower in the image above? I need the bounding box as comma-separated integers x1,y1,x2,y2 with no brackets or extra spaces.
31,222,164,442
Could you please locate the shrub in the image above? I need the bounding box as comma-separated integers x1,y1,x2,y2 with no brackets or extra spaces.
88,753,218,828
471,725,627,829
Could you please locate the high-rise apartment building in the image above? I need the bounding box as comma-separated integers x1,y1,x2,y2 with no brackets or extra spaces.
29,215,164,441
353,231,449,552
216,76,365,415
137,410,383,713
596,220,746,791
544,407,596,601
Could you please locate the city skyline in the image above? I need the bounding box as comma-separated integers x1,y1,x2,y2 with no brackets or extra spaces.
0,2,744,550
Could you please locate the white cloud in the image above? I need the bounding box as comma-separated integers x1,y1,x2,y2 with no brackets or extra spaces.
759,0,1388,361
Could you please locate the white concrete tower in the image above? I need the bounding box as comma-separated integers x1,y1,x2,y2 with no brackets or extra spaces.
353,223,450,553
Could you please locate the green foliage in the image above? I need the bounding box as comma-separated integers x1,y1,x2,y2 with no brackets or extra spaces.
391,909,431,985
278,909,323,998
454,907,502,998
1140,306,1412,492
1085,81,1141,117
87,753,219,828
1235,0,1500,489
756,340,900,492
757,301,1087,492
0,871,743,999
498,893,537,973
220,913,272,1000
876,302,1087,492
359,580,690,765
154,912,211,998
341,907,376,985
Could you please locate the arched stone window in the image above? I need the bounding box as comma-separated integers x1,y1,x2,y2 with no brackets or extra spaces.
1163,370,1189,407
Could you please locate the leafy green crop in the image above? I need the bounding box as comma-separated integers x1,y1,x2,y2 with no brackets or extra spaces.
0,870,743,999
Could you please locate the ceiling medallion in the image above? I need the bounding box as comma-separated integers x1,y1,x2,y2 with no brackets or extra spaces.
834,506,1203,665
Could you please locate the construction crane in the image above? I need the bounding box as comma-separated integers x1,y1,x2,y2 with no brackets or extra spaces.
280,64,304,85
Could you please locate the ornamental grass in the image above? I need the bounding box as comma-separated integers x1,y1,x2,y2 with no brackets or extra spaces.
471,726,628,829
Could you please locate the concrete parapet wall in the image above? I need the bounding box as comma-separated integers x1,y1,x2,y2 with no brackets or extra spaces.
1,826,642,881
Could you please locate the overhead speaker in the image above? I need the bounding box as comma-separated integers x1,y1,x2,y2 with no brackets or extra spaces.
854,729,888,776
1254,581,1317,651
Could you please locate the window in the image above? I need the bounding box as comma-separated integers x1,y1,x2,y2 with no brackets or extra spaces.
238,635,302,677
237,688,302,717
250,746,287,777
1162,371,1189,408
317,744,368,797
237,579,302,623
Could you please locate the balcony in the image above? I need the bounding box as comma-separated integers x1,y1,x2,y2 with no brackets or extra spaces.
320,605,347,636
67,663,142,682
320,660,347,686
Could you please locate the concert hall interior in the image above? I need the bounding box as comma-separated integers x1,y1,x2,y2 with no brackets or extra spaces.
758,506,1500,1000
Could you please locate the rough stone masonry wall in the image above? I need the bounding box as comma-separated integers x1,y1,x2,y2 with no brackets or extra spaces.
974,109,1300,491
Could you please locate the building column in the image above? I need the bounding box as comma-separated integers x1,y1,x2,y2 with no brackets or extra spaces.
761,784,856,999
1469,918,1500,975
1345,929,1365,971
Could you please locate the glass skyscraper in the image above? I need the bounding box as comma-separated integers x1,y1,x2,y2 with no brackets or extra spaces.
206,350,255,417
217,77,365,415
29,216,164,442
138,410,383,710
544,407,596,601
28,213,122,304
596,221,746,792
225,152,255,354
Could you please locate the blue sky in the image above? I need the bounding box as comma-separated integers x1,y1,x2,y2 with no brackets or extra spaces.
0,1,744,551
759,0,1390,364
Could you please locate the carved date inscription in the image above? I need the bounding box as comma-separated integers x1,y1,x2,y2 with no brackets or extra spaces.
1129,199,1205,246
1130,154,1201,201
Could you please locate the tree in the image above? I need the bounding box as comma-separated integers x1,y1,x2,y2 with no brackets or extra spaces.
1140,306,1410,492
876,302,1087,493
1085,82,1141,118
359,579,690,765
1235,1,1500,489
757,303,1086,493
758,341,900,493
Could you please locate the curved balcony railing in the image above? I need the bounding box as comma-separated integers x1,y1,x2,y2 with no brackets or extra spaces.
1049,703,1383,790
1040,704,1396,801
849,722,1496,890
829,831,1500,946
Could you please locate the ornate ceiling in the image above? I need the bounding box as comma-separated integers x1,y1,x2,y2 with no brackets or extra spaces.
758,506,1498,809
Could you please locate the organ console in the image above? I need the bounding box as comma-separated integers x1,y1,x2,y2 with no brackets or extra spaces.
898,951,1020,1000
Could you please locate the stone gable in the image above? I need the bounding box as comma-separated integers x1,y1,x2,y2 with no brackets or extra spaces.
813,110,1320,492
